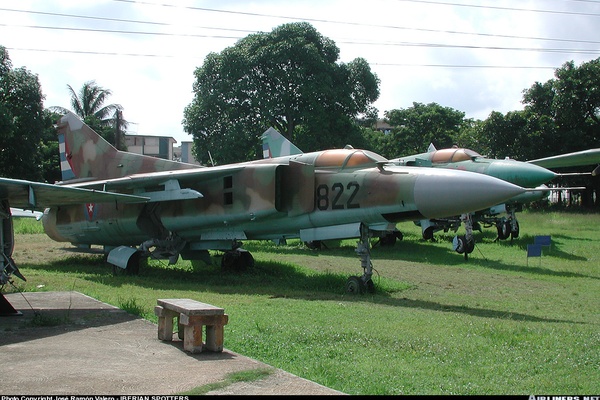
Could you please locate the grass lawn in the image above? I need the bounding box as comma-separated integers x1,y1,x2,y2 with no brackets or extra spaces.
4,210,600,395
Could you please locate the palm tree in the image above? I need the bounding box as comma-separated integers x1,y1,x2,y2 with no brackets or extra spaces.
52,80,127,150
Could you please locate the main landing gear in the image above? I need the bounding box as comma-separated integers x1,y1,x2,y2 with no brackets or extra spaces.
495,211,520,241
346,224,376,294
221,247,255,272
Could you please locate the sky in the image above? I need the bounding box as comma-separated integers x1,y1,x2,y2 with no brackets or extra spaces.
1,0,599,144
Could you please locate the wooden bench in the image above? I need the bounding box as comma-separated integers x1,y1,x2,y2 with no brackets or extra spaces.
154,299,228,353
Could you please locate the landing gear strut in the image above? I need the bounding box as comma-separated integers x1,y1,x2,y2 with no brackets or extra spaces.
508,210,520,240
453,214,475,260
0,201,25,316
346,224,375,294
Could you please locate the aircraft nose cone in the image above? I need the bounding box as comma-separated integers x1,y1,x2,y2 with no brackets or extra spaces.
413,169,526,219
486,160,557,187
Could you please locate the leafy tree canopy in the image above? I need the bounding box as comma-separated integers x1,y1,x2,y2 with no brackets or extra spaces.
522,58,600,157
183,22,380,165
382,102,466,158
0,46,46,181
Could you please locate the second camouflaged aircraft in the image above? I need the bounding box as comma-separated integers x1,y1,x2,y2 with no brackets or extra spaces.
2,113,526,295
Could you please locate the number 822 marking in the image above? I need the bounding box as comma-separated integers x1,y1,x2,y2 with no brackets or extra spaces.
316,182,360,211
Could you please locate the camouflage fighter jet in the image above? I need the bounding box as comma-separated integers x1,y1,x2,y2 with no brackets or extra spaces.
0,112,526,309
262,128,599,258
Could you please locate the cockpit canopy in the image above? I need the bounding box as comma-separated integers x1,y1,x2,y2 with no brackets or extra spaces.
314,149,387,169
430,148,482,164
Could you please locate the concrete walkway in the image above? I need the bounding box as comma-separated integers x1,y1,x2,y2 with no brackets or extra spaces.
0,291,344,395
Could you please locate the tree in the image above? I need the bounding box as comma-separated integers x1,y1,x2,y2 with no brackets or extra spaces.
383,102,466,158
522,58,600,156
183,22,380,165
39,109,63,184
474,110,549,161
521,58,600,208
0,46,46,181
51,80,127,150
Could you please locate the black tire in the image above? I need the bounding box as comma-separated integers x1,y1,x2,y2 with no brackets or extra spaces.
112,265,125,276
221,249,254,272
127,252,141,275
346,276,364,294
510,220,520,239
466,237,475,254
423,226,434,240
364,279,375,294
454,235,466,254
221,250,240,272
304,240,322,250
379,233,397,246
497,220,510,240
112,252,141,276
239,249,255,269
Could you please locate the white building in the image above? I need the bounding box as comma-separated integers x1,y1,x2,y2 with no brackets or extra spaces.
125,134,177,160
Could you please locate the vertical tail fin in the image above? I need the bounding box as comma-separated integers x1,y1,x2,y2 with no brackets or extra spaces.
56,112,199,182
261,127,303,158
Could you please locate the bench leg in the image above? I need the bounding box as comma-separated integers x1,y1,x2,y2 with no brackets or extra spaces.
157,316,173,341
183,324,204,353
205,324,225,352
155,306,178,341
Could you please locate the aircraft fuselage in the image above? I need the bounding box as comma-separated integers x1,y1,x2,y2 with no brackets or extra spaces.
42,149,524,252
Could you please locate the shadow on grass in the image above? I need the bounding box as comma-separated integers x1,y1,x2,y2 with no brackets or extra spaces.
376,297,584,324
366,235,598,280
20,253,586,325
492,233,588,261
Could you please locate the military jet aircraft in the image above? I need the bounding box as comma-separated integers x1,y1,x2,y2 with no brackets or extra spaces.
0,112,526,310
387,144,555,252
261,128,599,258
389,144,599,255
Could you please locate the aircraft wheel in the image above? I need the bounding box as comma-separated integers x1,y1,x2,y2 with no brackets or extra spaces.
304,240,322,250
497,220,510,240
379,233,397,246
510,220,520,239
128,252,141,275
364,278,375,294
453,235,466,254
112,252,141,276
221,249,254,272
423,227,434,241
346,276,364,294
240,249,255,269
466,237,475,254
112,265,125,276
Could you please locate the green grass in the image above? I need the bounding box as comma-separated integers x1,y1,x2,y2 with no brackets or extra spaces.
13,217,45,234
180,368,275,395
6,210,600,395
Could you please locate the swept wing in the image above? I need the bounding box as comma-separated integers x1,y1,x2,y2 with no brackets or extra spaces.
0,177,149,210
527,148,600,170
